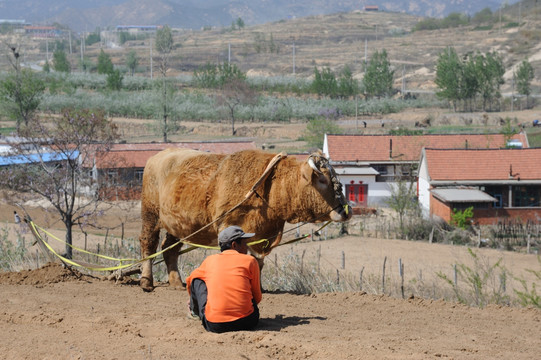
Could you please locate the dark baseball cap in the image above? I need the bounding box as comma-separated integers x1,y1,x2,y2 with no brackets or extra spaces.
218,226,255,244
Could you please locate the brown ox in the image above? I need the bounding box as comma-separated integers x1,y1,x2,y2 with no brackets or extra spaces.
139,148,351,291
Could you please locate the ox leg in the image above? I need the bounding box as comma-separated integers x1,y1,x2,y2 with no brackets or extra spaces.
139,219,160,292
162,232,184,289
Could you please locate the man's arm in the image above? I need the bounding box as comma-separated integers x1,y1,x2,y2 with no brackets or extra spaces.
186,260,208,294
249,258,262,304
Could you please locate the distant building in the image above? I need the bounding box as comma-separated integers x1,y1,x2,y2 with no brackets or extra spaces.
24,26,62,38
364,5,379,11
0,19,29,31
116,25,163,33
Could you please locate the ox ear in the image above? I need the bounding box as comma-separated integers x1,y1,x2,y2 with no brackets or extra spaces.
300,161,315,184
301,161,330,189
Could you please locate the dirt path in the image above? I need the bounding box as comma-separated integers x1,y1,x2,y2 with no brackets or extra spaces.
0,263,540,360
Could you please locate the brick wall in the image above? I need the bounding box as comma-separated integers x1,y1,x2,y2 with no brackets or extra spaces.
430,195,452,222
473,208,541,225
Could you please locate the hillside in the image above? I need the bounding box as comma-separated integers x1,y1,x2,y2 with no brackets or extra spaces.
1,3,540,95
0,0,520,32
88,9,541,93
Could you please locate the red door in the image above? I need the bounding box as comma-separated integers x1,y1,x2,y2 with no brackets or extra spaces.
346,182,368,207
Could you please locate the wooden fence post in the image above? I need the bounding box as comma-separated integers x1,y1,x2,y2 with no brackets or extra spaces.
301,249,306,274
360,266,364,291
382,256,387,294
399,258,405,299
317,245,321,273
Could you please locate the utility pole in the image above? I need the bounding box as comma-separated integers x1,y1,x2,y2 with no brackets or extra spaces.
499,7,502,35
402,65,406,97
364,38,367,67
150,37,153,79
292,42,296,75
228,42,231,64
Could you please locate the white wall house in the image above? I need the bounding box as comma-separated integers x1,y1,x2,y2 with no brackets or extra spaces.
323,132,529,210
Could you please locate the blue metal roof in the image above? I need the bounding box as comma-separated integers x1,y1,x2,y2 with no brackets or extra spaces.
0,151,78,166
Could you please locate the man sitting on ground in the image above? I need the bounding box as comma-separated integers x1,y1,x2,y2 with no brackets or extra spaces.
186,225,262,333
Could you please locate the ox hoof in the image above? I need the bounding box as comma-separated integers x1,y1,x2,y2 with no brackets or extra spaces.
168,279,186,290
140,277,154,292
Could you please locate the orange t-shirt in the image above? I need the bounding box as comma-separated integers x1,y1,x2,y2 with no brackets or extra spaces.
186,250,262,323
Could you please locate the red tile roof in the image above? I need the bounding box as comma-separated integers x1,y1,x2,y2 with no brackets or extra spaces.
326,133,528,162
87,141,257,169
424,148,541,181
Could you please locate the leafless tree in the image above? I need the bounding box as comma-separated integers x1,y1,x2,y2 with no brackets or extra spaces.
0,109,119,259
216,79,257,136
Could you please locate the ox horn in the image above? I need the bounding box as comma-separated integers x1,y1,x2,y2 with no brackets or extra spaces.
308,158,323,175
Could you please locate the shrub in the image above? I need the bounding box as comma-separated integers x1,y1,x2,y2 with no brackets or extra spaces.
451,206,473,229
437,248,510,307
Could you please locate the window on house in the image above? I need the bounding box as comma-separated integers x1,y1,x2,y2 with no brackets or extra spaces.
107,170,118,185
374,165,387,175
135,169,144,183
513,186,541,207
493,194,502,208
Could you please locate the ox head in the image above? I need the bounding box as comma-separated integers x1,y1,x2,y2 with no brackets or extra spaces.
299,152,352,222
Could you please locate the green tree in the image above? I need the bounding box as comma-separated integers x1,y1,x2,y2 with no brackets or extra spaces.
85,31,100,46
304,118,340,148
155,25,173,76
435,47,463,111
475,51,505,111
155,25,175,142
118,31,136,44
0,109,119,259
53,49,70,73
312,67,338,98
106,69,123,91
193,62,219,88
363,49,394,98
460,53,480,111
236,17,245,29
153,81,179,141
125,50,138,76
337,65,359,98
97,49,114,74
0,46,45,132
472,7,495,24
516,59,535,108
217,62,246,87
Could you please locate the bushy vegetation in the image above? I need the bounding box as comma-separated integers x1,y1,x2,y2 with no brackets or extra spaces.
435,47,507,112
438,249,510,307
414,8,505,32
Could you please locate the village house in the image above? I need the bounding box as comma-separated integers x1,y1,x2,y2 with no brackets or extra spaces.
83,141,257,200
322,133,529,212
418,147,541,225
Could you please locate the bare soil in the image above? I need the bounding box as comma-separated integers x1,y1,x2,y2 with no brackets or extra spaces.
1,262,540,360
1,111,541,359
1,200,541,360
